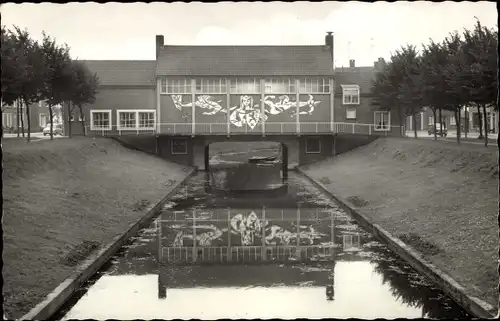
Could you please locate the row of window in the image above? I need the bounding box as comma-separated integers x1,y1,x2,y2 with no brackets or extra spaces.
345,109,390,128
160,78,332,94
89,110,156,130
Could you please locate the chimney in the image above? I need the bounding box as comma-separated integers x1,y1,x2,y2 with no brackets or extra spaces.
325,32,334,67
156,35,164,59
349,59,355,68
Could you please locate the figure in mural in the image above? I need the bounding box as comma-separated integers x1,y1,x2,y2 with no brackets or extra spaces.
230,211,263,245
172,225,225,247
171,95,227,115
171,93,321,129
229,96,267,129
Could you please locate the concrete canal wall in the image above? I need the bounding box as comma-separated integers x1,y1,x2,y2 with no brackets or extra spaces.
3,137,195,320
298,137,498,318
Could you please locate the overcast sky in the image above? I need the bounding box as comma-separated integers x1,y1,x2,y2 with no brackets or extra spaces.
1,1,497,67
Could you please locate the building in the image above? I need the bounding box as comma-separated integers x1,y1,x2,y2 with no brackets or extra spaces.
61,32,401,167
1,100,63,134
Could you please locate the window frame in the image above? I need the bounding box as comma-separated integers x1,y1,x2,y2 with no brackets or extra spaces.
341,84,360,105
374,111,391,132
230,78,260,94
160,78,193,94
195,78,227,94
299,78,330,94
264,78,296,94
39,113,47,127
346,108,357,120
171,138,188,155
116,110,157,131
2,112,13,127
305,137,322,154
90,110,112,131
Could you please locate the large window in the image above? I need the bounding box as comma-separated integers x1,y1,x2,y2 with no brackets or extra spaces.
299,78,330,93
160,78,192,94
90,110,112,130
374,111,390,131
2,112,13,127
196,78,227,93
230,78,260,93
117,110,156,130
171,138,188,155
39,114,47,128
341,85,360,105
265,78,296,93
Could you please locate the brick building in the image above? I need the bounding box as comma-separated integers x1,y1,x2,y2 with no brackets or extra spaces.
1,100,62,134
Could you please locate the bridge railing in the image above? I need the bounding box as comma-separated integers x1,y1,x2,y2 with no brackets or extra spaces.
82,122,404,137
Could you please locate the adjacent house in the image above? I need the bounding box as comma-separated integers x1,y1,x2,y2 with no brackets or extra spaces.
1,100,63,134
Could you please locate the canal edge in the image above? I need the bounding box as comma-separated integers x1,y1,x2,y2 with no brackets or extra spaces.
19,167,198,321
295,167,497,319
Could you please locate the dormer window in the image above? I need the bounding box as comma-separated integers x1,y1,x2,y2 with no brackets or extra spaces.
341,85,360,105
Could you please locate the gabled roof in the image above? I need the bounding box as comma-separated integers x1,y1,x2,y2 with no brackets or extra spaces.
80,60,156,87
156,45,334,76
334,66,376,94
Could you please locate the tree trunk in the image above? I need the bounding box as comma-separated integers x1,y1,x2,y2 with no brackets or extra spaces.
78,104,86,136
48,105,54,140
19,100,25,137
16,101,20,137
464,107,468,139
438,108,443,137
412,109,418,139
482,104,488,147
23,97,31,143
67,102,73,138
455,108,461,145
396,105,403,137
477,105,483,139
432,108,437,140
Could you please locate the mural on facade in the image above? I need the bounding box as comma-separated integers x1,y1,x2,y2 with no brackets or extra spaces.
171,94,321,129
170,210,327,247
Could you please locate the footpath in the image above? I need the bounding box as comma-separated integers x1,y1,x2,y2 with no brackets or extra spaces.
299,137,498,317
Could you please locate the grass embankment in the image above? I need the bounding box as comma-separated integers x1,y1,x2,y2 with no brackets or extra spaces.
2,137,190,319
300,137,498,309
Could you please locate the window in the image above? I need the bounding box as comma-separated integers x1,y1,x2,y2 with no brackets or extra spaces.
299,78,330,93
117,110,156,130
346,108,356,120
2,112,13,127
90,110,112,130
264,78,296,93
160,78,192,94
69,114,85,122
374,111,390,131
342,85,360,104
195,78,227,93
343,234,361,251
428,116,434,125
39,114,47,127
230,78,260,93
138,111,155,128
171,138,188,155
119,112,136,129
305,137,321,154
449,116,456,125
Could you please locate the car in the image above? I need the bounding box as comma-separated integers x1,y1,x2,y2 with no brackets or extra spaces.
43,124,63,136
428,123,447,137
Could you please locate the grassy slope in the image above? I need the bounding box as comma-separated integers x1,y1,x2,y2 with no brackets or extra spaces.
301,137,498,308
2,137,190,319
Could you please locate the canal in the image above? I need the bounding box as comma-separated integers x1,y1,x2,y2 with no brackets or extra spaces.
53,151,470,319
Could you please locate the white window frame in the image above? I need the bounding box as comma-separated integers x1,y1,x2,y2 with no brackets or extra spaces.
195,78,227,94
299,78,330,94
2,112,13,127
116,110,157,131
171,138,188,155
90,110,112,131
374,111,391,132
230,78,260,94
39,113,47,127
449,116,456,125
305,137,322,154
264,78,296,94
428,116,434,125
160,78,192,94
346,108,356,120
341,85,360,105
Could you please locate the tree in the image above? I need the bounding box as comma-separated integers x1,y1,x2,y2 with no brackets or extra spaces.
39,32,73,140
66,61,99,137
10,26,45,143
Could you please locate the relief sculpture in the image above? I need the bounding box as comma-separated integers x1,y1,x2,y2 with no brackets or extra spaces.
171,93,321,130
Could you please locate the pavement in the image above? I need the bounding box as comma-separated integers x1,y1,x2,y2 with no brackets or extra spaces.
405,131,497,146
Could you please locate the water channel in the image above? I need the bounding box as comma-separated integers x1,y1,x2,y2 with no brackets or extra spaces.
53,150,471,319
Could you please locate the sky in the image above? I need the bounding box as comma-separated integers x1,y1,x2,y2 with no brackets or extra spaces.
1,1,497,67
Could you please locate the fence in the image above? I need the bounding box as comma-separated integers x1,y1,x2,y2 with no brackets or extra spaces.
83,122,404,137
